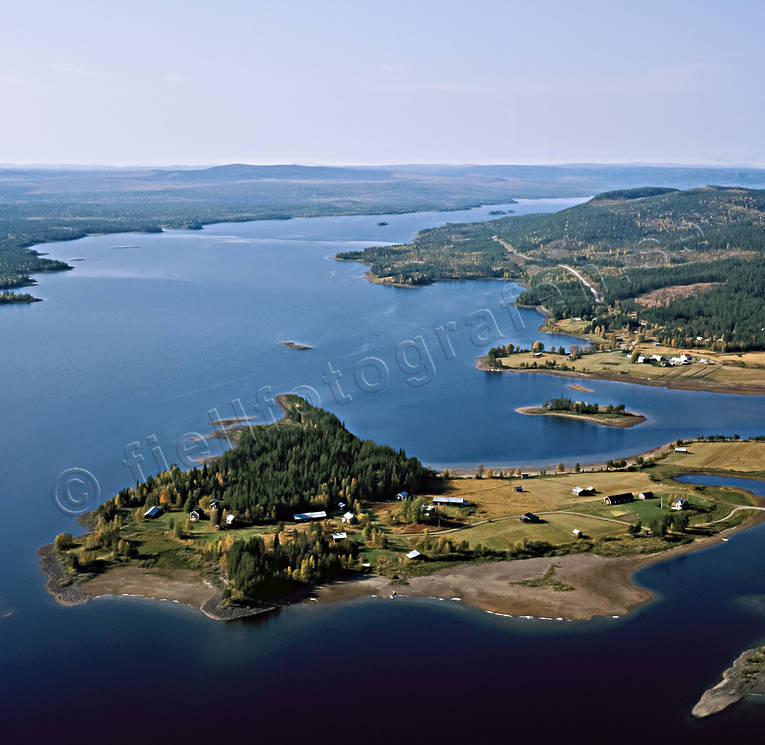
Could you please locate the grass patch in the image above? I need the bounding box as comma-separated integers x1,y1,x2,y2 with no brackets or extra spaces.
512,563,574,592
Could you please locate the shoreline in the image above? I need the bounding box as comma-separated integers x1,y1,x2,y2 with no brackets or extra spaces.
38,547,274,621
515,405,646,428
437,438,675,476
313,511,765,621
476,355,765,396
40,507,765,624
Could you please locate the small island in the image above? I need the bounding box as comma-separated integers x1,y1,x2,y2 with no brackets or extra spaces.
692,646,765,718
280,341,313,350
516,396,645,428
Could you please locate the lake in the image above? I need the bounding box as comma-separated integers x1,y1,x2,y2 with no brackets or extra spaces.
1,199,764,742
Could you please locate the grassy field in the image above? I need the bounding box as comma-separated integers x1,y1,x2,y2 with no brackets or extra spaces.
54,441,763,594
493,347,765,391
444,512,624,550
663,441,765,472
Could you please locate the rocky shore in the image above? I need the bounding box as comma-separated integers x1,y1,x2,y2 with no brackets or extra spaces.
692,646,765,718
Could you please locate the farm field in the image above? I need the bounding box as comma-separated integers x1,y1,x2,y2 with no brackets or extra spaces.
662,440,765,472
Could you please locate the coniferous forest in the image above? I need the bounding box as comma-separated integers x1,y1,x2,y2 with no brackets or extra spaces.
99,395,432,525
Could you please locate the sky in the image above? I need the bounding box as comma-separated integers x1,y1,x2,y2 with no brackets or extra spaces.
1,0,763,167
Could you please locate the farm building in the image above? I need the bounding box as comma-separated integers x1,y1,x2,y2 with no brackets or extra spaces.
572,528,583,537
514,486,523,493
331,532,347,542
672,497,689,511
520,512,540,523
341,511,356,524
603,493,633,505
405,549,423,560
189,510,201,521
432,496,468,506
572,486,595,496
293,510,328,521
144,506,160,519
638,491,654,500
674,447,688,453
225,513,235,525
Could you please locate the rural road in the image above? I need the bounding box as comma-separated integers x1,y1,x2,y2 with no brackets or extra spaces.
699,505,765,526
492,235,528,263
558,264,601,302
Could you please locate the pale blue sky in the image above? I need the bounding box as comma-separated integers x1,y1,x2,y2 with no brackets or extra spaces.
1,0,763,166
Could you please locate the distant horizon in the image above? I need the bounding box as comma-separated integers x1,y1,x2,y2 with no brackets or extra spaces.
3,160,765,171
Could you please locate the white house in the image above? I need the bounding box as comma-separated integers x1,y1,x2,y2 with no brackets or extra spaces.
293,510,328,521
189,510,201,522
432,496,468,506
674,447,688,453
672,497,688,511
572,528,583,537
225,513,235,525
341,511,356,524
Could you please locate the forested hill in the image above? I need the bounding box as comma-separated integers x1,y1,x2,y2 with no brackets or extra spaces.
102,395,433,525
4,164,765,303
338,186,765,350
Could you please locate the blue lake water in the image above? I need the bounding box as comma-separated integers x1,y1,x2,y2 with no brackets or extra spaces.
675,474,765,497
1,199,764,742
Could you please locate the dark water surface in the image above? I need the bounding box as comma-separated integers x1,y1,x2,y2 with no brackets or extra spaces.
1,200,764,742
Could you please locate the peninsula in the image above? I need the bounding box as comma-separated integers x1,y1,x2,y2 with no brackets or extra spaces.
40,399,765,623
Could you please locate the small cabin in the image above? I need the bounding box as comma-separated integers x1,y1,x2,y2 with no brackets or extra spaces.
638,491,654,500
405,549,423,560
189,510,201,522
514,486,523,493
603,493,633,505
672,497,689,511
572,486,595,496
331,532,348,542
674,447,688,453
341,511,356,524
144,506,160,519
225,513,235,525
396,491,409,501
520,512,540,523
572,528,583,537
